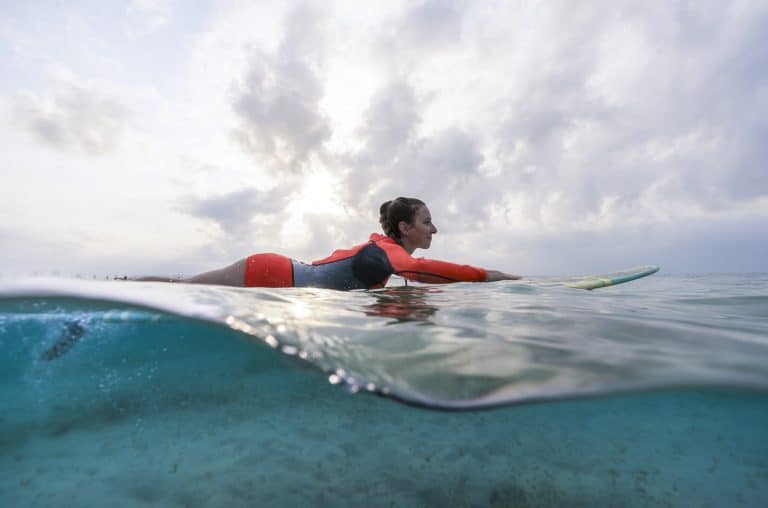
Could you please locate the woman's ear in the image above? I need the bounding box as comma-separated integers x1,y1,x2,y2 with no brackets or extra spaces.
398,220,410,236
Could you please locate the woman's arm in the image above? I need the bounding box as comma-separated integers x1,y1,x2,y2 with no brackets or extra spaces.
378,240,522,285
484,270,522,281
389,252,520,284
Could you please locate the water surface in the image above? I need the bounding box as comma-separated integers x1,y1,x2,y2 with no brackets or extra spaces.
1,274,766,506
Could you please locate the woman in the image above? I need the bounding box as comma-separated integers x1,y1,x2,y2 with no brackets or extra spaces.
135,197,521,289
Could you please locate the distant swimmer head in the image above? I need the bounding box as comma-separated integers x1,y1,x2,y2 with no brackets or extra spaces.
379,197,437,253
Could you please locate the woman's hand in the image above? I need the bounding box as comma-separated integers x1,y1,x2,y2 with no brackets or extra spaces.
485,270,522,282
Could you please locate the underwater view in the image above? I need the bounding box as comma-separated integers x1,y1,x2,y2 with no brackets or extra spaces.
1,274,767,507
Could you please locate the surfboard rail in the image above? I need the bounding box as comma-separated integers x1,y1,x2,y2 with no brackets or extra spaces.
565,265,660,290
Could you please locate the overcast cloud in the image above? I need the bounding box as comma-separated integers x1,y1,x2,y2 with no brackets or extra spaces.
12,77,127,155
232,4,331,172
181,188,286,238
1,0,766,276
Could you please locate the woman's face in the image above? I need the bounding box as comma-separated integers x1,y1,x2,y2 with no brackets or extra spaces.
401,205,438,251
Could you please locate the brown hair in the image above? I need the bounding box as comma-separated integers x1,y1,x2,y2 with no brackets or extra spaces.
379,197,425,242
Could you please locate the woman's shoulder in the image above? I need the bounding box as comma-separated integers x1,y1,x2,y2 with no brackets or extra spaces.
368,233,415,263
312,234,390,265
369,232,404,250
368,232,388,242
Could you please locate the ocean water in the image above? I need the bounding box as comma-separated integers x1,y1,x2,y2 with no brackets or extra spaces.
0,274,766,507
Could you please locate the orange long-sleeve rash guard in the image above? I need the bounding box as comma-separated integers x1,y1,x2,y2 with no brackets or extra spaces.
302,233,487,289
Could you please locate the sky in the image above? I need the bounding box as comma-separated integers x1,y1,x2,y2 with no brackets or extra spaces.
1,0,766,278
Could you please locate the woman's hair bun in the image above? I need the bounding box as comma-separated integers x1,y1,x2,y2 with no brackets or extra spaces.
378,197,425,241
379,200,393,235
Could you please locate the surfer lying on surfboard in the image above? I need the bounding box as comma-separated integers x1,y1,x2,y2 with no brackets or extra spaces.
131,197,521,290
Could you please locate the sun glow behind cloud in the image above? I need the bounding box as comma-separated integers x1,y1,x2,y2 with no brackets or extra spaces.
280,168,347,251
296,169,345,215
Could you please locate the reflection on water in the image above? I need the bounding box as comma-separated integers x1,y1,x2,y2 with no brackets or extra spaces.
363,286,441,323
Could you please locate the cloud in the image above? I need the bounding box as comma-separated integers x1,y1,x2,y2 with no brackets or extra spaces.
500,212,768,275
3,1,767,275
128,0,173,28
231,4,331,172
324,0,767,258
356,81,421,165
376,0,467,62
341,78,490,231
469,1,768,233
380,127,488,221
180,187,289,239
11,78,127,155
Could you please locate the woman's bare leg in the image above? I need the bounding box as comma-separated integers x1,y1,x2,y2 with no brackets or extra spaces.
186,258,248,286
133,258,248,287
130,276,185,282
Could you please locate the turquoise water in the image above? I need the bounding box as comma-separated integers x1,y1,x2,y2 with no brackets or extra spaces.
0,274,767,507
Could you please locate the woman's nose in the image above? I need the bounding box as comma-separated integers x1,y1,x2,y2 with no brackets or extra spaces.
432,224,438,234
